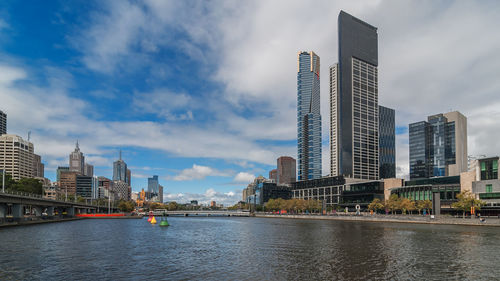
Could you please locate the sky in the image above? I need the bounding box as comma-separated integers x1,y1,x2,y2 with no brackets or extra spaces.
0,1,499,206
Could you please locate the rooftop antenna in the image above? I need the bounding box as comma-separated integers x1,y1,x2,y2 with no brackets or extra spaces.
119,149,122,160
27,131,31,141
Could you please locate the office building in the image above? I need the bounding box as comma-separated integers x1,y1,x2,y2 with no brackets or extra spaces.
32,153,44,178
76,175,92,198
0,134,34,180
409,111,467,179
113,151,127,182
297,51,322,180
113,180,130,200
331,11,379,180
0,110,6,135
59,171,78,196
69,141,85,175
92,176,99,199
269,169,277,182
277,156,296,185
379,106,396,178
159,184,163,203
148,175,159,194
126,169,131,186
84,163,94,177
57,166,69,182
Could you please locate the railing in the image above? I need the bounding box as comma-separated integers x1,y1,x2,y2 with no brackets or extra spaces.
0,188,43,199
0,189,115,208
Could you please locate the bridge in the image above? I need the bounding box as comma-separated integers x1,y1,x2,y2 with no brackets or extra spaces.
144,210,251,217
0,190,119,224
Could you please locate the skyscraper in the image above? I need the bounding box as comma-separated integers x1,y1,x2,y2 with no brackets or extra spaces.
0,134,34,180
408,111,467,179
126,169,131,186
0,110,6,135
148,175,159,194
84,163,94,177
69,141,85,175
409,111,467,179
297,51,322,180
330,11,379,180
379,106,396,178
277,156,296,185
113,150,127,182
32,153,45,178
269,169,277,182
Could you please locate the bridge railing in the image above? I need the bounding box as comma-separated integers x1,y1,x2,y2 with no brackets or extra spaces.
0,188,43,199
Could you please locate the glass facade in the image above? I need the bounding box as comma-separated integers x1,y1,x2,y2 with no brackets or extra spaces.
480,158,498,180
332,11,379,180
297,51,322,180
409,114,457,179
148,175,159,194
0,110,6,135
379,105,395,178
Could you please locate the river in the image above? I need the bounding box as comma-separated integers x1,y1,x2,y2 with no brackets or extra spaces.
1,217,499,280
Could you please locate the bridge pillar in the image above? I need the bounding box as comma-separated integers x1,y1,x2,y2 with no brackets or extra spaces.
0,204,5,223
67,207,75,217
46,206,54,216
12,204,24,221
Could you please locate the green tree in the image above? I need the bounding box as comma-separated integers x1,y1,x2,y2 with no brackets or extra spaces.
167,201,179,211
416,200,432,215
118,201,135,212
368,198,385,213
149,202,162,211
400,198,416,215
10,178,43,195
386,194,401,215
265,199,278,212
452,190,486,218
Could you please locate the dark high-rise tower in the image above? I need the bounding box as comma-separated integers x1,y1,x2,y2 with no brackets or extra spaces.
297,51,322,180
379,106,395,178
0,110,6,135
113,150,127,182
331,11,379,180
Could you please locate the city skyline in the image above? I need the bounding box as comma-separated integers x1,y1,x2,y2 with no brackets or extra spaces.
1,1,499,205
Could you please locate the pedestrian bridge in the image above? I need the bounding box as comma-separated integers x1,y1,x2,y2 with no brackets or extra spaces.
147,210,251,217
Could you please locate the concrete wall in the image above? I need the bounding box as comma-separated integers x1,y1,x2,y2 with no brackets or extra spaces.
444,111,467,176
460,171,476,193
383,178,404,201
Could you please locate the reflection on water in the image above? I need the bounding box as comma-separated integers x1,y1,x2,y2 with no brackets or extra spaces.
1,217,500,280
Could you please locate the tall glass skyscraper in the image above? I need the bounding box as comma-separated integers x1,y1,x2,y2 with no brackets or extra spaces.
148,175,159,194
330,11,379,180
0,110,6,135
297,51,322,180
379,105,396,178
409,111,467,179
113,150,127,182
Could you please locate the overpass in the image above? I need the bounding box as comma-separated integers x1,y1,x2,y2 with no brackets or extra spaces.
0,190,119,224
145,210,251,217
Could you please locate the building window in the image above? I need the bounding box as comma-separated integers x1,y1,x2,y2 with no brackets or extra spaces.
486,184,493,193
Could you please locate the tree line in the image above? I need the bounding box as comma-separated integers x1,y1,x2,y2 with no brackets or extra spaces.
0,173,43,195
368,195,432,215
265,198,322,213
369,190,486,216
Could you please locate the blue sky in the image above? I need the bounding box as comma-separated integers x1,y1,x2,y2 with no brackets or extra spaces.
1,1,499,205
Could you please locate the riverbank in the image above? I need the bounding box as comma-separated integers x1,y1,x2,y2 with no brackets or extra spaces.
256,213,500,227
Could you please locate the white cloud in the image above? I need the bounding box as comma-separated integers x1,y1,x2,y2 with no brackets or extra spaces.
164,188,241,206
170,164,231,181
233,172,255,184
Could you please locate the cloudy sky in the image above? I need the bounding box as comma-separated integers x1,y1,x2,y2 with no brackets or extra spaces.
0,1,499,205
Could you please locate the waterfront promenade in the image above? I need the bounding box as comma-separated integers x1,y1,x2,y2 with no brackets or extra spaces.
256,213,500,227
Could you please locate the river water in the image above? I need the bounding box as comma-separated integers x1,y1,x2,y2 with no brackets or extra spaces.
1,217,499,280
